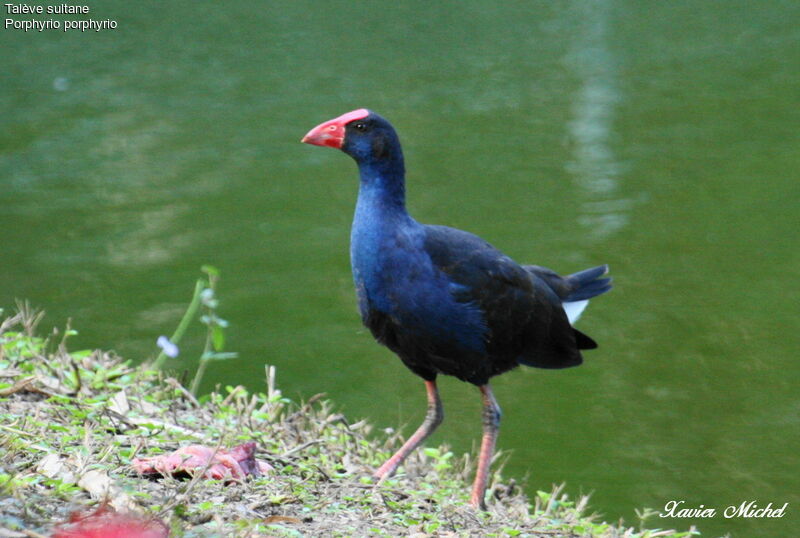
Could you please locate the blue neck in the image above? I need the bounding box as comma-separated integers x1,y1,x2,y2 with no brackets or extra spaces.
349,129,409,219
350,155,414,314
356,159,407,216
351,156,413,267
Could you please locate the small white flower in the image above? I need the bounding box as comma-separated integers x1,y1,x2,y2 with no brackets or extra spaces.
200,288,217,308
156,335,179,358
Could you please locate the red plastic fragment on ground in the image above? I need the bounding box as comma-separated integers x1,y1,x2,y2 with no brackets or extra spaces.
52,506,169,538
132,441,272,480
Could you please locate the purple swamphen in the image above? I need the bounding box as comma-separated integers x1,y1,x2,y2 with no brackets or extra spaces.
302,109,611,509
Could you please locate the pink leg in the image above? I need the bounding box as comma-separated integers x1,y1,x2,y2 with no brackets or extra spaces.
374,379,443,481
470,384,501,510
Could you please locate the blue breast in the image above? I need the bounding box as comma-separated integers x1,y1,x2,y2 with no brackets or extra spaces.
350,197,487,355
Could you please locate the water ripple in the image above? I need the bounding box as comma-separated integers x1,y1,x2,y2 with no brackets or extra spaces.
565,0,630,239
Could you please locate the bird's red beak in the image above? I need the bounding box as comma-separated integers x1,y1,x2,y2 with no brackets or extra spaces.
301,108,370,149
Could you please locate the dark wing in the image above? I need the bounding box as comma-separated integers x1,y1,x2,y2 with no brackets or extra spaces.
423,225,583,370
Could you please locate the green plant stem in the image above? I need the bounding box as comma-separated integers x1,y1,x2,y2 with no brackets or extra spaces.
189,286,216,396
152,279,205,371
189,355,209,397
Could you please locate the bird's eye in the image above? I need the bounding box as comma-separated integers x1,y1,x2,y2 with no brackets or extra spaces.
352,122,367,132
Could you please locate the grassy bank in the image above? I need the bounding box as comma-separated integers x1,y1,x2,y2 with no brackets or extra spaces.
0,309,697,537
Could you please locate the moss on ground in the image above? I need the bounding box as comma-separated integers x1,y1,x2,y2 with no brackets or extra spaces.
0,310,698,537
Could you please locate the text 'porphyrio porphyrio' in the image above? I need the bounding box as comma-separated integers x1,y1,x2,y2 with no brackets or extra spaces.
302,109,611,509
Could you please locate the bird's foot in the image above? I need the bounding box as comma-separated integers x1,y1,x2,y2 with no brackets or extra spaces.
372,457,401,483
469,491,488,511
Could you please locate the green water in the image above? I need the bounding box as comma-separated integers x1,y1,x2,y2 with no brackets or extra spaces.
2,2,798,536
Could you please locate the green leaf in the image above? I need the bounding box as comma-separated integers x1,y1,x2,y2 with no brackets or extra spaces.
201,265,220,277
212,325,225,351
201,351,238,361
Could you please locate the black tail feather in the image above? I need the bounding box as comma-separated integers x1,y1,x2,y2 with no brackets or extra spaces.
564,264,612,302
573,328,598,350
